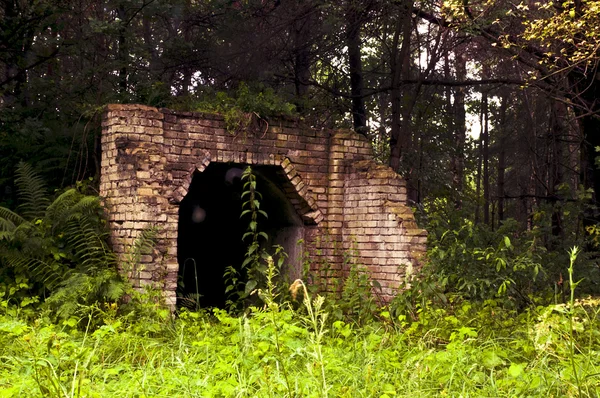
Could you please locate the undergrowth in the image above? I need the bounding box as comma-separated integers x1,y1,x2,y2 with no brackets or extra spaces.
0,163,125,323
2,249,600,397
2,166,600,396
191,83,296,135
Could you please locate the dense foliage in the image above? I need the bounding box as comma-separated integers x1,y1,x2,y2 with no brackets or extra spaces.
0,163,125,322
2,268,600,397
1,163,597,396
1,0,600,395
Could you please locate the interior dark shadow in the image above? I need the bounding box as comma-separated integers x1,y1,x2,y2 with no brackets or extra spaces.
177,163,303,309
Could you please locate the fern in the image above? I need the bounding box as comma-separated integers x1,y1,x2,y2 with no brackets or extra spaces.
0,207,25,228
0,247,64,290
122,227,158,275
64,217,114,268
0,219,17,242
14,161,50,220
46,269,125,320
45,189,79,226
66,195,101,218
0,162,125,321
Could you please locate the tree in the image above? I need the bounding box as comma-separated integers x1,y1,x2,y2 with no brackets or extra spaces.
416,0,600,220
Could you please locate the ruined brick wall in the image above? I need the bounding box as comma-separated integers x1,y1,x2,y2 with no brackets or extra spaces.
100,104,426,306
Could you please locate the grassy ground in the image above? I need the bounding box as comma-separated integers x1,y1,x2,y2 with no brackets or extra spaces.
1,290,599,398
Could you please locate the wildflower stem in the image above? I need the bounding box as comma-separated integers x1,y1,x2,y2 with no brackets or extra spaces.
567,246,582,397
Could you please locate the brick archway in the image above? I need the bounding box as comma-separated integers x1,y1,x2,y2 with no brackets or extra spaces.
101,104,426,307
169,155,323,225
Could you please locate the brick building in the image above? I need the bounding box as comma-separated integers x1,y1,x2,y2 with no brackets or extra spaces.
100,104,426,307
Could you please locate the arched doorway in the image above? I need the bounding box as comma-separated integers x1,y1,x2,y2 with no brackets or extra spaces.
177,163,304,309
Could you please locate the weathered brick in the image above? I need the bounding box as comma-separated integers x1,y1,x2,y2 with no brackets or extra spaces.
101,105,426,308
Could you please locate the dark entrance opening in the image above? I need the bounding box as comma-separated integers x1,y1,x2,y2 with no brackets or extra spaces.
177,163,303,309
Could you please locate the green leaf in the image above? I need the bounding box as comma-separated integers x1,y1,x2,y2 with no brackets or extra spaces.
458,326,478,338
245,279,257,294
240,209,251,218
508,363,525,378
242,256,253,268
381,382,397,395
481,350,504,369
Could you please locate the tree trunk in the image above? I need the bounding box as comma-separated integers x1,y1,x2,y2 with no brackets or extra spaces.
389,0,413,173
497,94,507,226
475,92,487,225
377,90,388,160
346,2,367,134
483,93,490,225
581,113,600,225
117,5,128,95
574,75,600,227
2,0,36,106
452,51,467,208
549,100,567,238
293,4,313,111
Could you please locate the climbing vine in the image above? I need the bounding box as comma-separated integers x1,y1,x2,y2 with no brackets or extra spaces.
224,166,269,311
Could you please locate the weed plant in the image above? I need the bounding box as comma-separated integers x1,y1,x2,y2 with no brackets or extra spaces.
422,197,600,306
0,163,125,323
2,167,600,396
2,249,600,397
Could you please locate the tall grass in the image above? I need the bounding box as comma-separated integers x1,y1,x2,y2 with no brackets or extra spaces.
1,300,599,395
1,249,599,397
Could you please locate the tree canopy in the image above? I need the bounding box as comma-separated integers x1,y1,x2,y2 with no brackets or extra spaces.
1,0,600,297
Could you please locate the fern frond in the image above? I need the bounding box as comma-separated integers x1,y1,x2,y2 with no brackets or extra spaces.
47,192,103,238
15,162,50,220
0,249,65,290
136,227,159,252
0,218,16,232
47,268,125,320
0,217,17,241
67,195,101,217
123,227,159,267
102,273,126,300
63,217,115,271
178,292,203,310
11,221,37,242
0,165,125,316
45,188,80,226
0,207,26,227
46,273,92,319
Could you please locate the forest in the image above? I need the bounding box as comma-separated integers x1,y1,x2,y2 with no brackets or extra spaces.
1,0,600,396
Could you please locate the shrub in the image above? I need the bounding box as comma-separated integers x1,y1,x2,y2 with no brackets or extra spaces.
0,163,125,322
